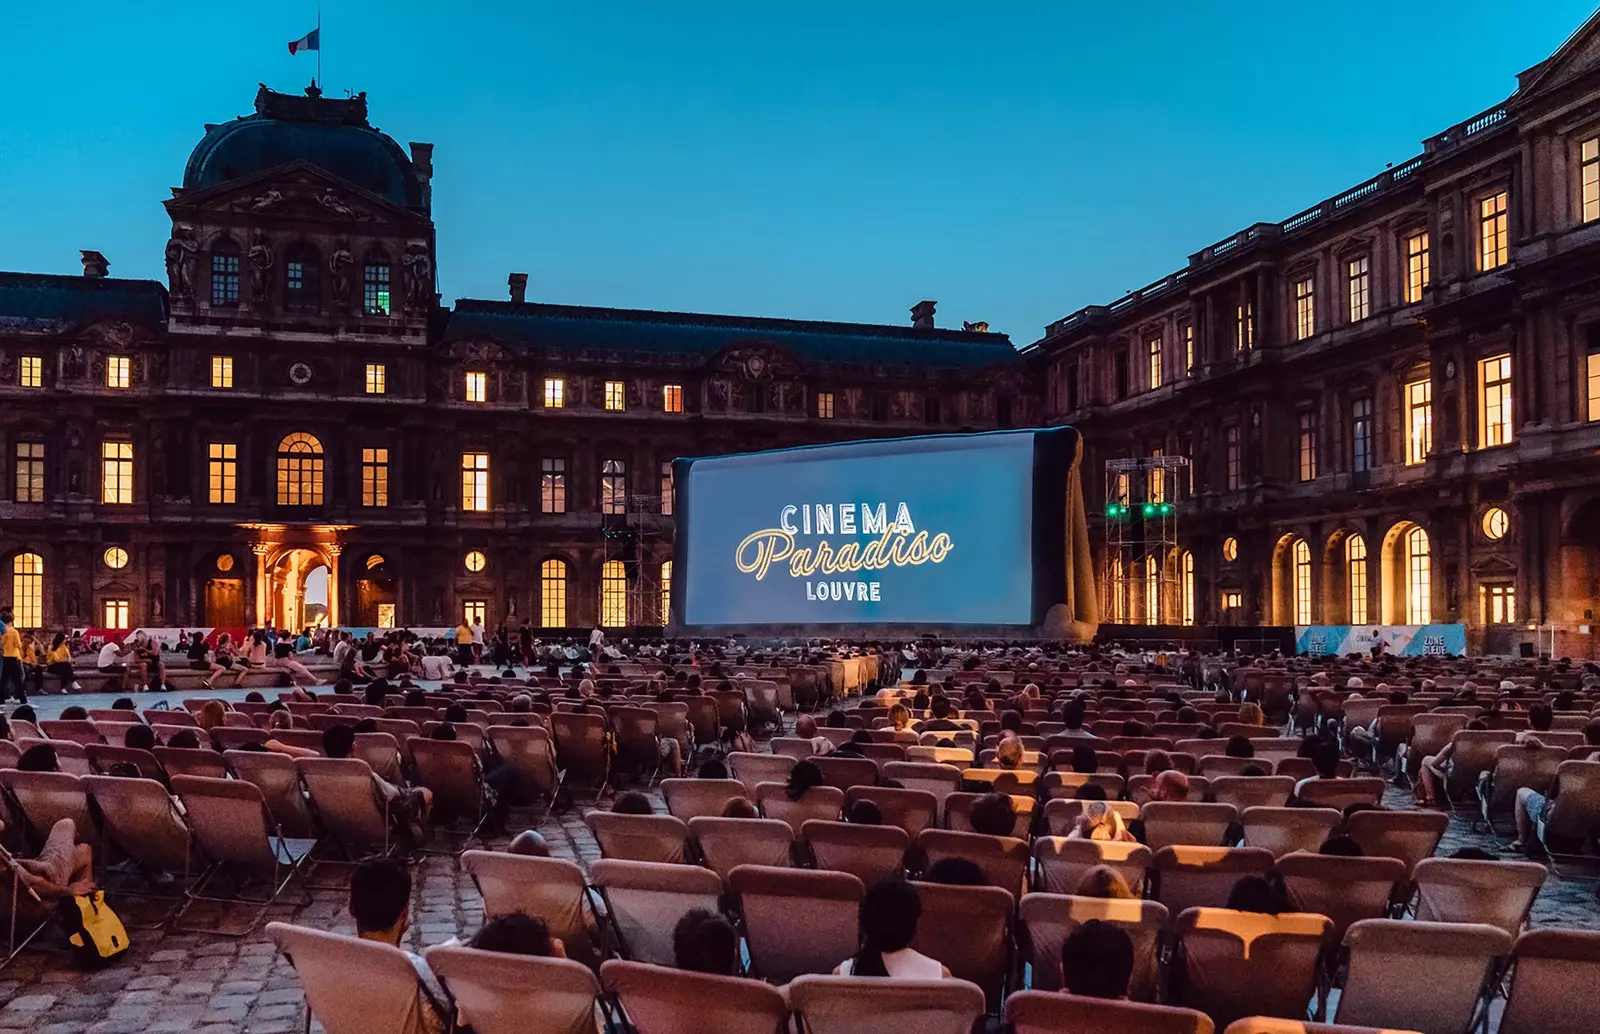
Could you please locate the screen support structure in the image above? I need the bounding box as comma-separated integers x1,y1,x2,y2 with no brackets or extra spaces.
1101,456,1191,626
602,495,671,629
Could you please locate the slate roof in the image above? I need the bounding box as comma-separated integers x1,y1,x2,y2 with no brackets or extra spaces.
0,273,167,333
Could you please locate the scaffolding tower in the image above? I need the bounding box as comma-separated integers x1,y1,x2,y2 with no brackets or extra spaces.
1102,455,1191,625
602,496,672,628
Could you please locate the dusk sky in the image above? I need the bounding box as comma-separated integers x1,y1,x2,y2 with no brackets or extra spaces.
2,2,1595,344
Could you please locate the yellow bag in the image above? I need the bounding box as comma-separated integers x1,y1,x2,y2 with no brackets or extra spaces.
59,892,129,968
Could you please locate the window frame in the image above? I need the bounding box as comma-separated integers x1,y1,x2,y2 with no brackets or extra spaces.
540,559,567,628
1350,398,1373,474
106,355,131,390
543,377,565,409
101,440,134,505
361,447,390,508
14,441,45,503
10,553,43,629
660,461,673,516
363,257,392,315
1347,534,1369,625
1293,275,1315,341
1405,377,1433,466
461,451,490,513
540,457,567,514
1297,410,1318,482
604,380,626,412
365,363,387,395
663,384,684,413
18,355,42,389
1347,255,1370,323
1404,230,1431,304
274,432,325,507
210,355,233,389
1146,334,1163,390
600,458,627,515
600,560,628,628
816,391,835,419
464,370,487,404
1583,136,1600,224
1478,191,1509,272
1478,353,1513,448
1224,425,1241,491
207,441,238,504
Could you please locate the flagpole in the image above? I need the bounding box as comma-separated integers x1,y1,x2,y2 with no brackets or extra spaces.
316,4,323,89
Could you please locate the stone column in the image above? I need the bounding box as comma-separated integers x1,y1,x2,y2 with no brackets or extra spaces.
326,545,342,629
252,544,271,628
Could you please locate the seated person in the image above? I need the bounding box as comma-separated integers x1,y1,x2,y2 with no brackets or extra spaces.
1067,799,1135,842
834,879,951,977
1060,920,1134,1000
673,908,739,975
968,792,1018,838
995,736,1026,771
1291,737,1343,803
349,860,446,1034
0,816,95,899
1074,865,1135,899
842,798,882,825
721,797,761,819
323,724,433,824
468,913,564,957
507,829,551,857
1226,874,1285,914
922,857,987,886
612,791,653,815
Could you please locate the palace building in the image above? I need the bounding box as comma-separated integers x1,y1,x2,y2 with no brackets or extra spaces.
0,84,1031,635
1028,12,1600,656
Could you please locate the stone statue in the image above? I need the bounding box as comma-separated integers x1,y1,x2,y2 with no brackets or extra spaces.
402,246,433,312
164,227,198,298
329,240,354,305
248,230,274,303
150,584,164,620
66,583,81,620
316,189,355,218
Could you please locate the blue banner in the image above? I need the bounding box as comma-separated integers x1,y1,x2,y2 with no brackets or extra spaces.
1295,624,1467,657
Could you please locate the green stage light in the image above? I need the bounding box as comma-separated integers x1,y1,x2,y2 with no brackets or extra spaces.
1141,503,1155,517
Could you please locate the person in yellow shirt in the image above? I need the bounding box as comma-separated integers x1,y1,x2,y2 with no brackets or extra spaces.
45,633,79,693
0,607,27,704
454,620,473,668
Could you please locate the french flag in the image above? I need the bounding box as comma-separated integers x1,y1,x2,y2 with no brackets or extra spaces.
287,28,319,55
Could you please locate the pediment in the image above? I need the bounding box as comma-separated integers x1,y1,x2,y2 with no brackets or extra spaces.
1470,554,1518,578
166,162,425,227
1516,12,1600,100
75,318,158,347
709,343,802,380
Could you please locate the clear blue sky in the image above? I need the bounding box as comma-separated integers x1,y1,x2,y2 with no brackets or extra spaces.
1,2,1594,344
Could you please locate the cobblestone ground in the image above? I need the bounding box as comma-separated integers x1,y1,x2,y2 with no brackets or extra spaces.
0,715,1596,1031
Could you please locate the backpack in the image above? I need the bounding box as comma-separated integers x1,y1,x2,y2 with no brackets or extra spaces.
57,892,129,969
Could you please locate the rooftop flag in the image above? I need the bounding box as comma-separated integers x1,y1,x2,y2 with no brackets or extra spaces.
288,29,320,55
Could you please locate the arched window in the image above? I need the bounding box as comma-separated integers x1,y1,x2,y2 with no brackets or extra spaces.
1109,557,1126,623
600,560,628,628
10,552,42,629
276,433,325,506
660,560,673,626
1406,526,1432,624
1293,539,1313,625
284,243,321,311
1181,549,1195,626
540,559,567,628
363,252,391,315
1144,557,1159,624
1346,534,1369,625
210,238,240,307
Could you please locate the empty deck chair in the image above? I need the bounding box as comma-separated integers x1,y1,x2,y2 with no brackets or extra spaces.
1294,778,1385,812
801,819,908,885
687,816,794,878
172,775,313,934
1142,802,1238,851
1335,918,1509,1034
1240,807,1343,858
0,770,94,848
728,751,796,793
1343,810,1449,878
729,864,862,982
224,750,317,839
1005,991,1214,1034
1411,857,1546,937
587,812,689,864
1499,927,1600,1034
152,746,229,780
1211,776,1296,812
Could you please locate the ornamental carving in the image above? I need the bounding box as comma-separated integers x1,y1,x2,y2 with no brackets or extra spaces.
164,227,199,299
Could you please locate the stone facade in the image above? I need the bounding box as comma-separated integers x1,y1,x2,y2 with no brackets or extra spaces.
1029,13,1600,657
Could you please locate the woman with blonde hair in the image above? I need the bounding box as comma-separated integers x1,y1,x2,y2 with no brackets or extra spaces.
1237,701,1265,726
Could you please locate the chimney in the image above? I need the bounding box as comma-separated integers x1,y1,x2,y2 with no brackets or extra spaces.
910,299,937,329
80,250,109,278
409,142,435,213
963,320,990,334
508,273,528,304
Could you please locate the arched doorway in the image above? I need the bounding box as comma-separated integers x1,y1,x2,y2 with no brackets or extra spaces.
267,547,331,632
357,553,398,628
1381,521,1431,625
201,551,245,627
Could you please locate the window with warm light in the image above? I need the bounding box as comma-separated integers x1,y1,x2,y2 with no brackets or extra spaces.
103,599,130,631
1292,539,1313,625
1588,345,1600,422
461,452,490,512
817,392,836,419
1143,559,1159,625
1149,449,1165,504
14,442,44,503
1222,537,1239,562
541,458,567,513
663,384,683,413
1347,534,1368,625
1347,256,1370,322
11,553,42,629
660,560,673,626
1583,138,1600,223
1482,583,1516,624
1351,398,1373,474
1293,276,1315,341
1180,550,1195,626
540,559,567,627
1482,506,1509,540
1222,591,1243,614
19,355,42,388
604,380,626,411
1183,325,1195,376
103,546,128,570
101,440,133,504
601,459,627,515
465,371,487,403
205,355,232,389
1478,191,1509,271
275,432,324,506
660,461,673,516
1298,411,1318,482
1146,336,1163,390
1406,525,1432,624
464,550,487,573
362,447,389,507
1224,425,1241,490
463,600,486,626
1109,557,1126,623
1405,378,1432,465
1479,353,1513,447
107,355,131,389
1404,232,1431,303
543,377,564,409
600,560,628,627
207,442,237,504
1235,301,1254,352
365,363,387,395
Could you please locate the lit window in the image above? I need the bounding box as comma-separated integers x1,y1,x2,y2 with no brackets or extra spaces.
817,392,836,419
19,356,42,388
376,603,395,629
604,380,626,412
600,560,628,627
1293,276,1315,341
1479,353,1513,447
1222,537,1239,562
101,440,133,504
211,247,240,307
1298,411,1318,482
362,448,389,507
217,554,235,572
543,378,564,408
1405,378,1432,466
207,442,237,504
1347,256,1370,322
1144,558,1159,624
103,546,128,570
1482,507,1509,541
1183,325,1194,376
1180,550,1195,626
1588,346,1600,422
465,371,487,403
461,452,490,512
1583,138,1600,223
601,459,627,515
1292,539,1312,625
1406,525,1432,624
463,600,486,627
541,458,567,514
663,384,683,413
1404,232,1430,303
1149,449,1165,504
1351,398,1373,474
660,560,673,626
365,363,387,395
211,355,233,389
1347,534,1368,625
107,355,131,389
464,550,487,573
10,553,42,629
1109,557,1126,623
1235,300,1254,352
1140,336,1161,391
14,442,44,503
1222,591,1243,614
1482,583,1516,624
1114,473,1129,506
275,432,324,506
103,599,130,631
540,559,567,628
660,461,674,516
1224,425,1241,491
363,258,391,315
1478,191,1509,271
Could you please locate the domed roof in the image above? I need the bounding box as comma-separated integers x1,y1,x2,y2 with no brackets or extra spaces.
183,85,422,210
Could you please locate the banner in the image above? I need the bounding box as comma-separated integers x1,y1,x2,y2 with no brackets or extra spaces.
1295,624,1467,657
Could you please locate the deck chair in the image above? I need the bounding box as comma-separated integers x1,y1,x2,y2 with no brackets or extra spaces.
82,775,194,889
1407,713,1471,777
1174,907,1332,1029
1479,743,1562,834
352,732,403,785
1042,771,1126,800
1335,919,1508,1034
946,791,1035,838
756,782,844,834
145,709,197,728
426,945,601,1034
1499,927,1600,1034
916,828,1028,894
268,923,445,1034
0,741,18,771
800,819,908,885
771,737,819,760
687,816,794,878
1044,797,1140,835
152,747,229,780
728,751,796,793
461,851,598,967
843,785,938,836
1538,760,1600,867
905,745,975,769
1019,892,1167,999
1224,1021,1420,1034
485,725,561,810
1199,756,1265,778
813,756,880,792
1240,807,1342,858
1005,989,1214,1034
880,762,963,820
591,859,723,967
1143,802,1239,851
609,706,662,783
1276,853,1406,942
786,974,987,1034
1343,810,1448,877
223,750,317,839
172,775,313,935
84,744,167,783
0,843,54,967
585,812,689,864
1032,836,1151,895
602,959,789,1034
551,711,611,799
295,757,395,859
1411,857,1546,937
38,720,103,747
1153,846,1276,921
1294,778,1385,812
909,880,1014,1012
409,738,493,840
1212,776,1296,812
660,778,749,821
212,727,271,751
0,770,94,849
728,864,862,982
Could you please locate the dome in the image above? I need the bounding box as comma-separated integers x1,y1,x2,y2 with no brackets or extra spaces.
182,85,422,210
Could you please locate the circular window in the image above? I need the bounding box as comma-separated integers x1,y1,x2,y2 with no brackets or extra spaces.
1222,537,1239,562
1482,507,1509,541
216,553,235,572
103,546,128,570
464,550,487,573
366,554,386,571
288,362,313,386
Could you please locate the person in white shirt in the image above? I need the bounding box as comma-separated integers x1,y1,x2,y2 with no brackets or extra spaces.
96,640,143,691
419,649,453,682
469,618,485,664
834,879,950,979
